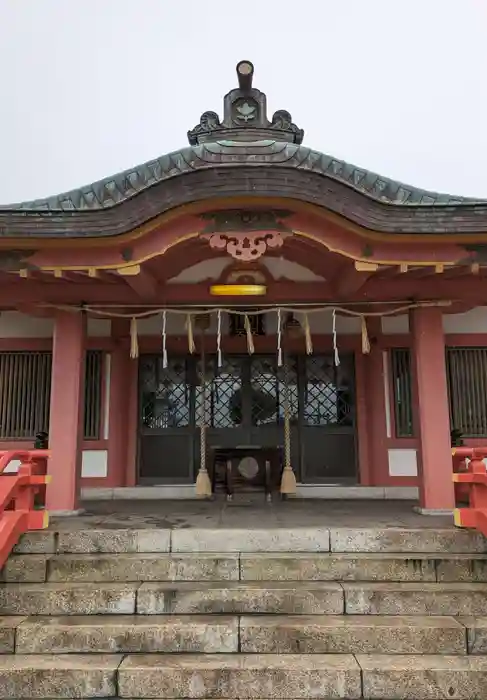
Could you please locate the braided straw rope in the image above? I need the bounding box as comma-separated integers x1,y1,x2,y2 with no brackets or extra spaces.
195,330,211,496
46,300,451,320
280,342,296,494
283,357,291,473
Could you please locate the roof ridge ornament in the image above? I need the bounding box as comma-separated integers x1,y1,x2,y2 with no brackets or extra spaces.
187,61,304,146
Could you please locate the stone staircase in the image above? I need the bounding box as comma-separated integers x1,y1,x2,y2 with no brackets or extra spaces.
1,525,487,698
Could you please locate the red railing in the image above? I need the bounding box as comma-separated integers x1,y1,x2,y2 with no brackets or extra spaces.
452,447,487,537
0,450,50,569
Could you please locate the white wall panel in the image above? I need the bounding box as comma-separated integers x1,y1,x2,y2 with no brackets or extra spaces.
388,448,418,477
381,314,409,334
443,307,487,334
87,318,111,337
0,312,111,338
81,450,108,478
0,312,53,338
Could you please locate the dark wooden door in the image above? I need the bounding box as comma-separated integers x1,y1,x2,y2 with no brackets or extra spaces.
138,355,195,483
299,354,357,483
137,352,356,484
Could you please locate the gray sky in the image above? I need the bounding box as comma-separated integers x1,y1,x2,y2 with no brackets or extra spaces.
1,0,486,204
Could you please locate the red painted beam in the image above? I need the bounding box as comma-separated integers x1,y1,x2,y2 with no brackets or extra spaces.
0,281,333,306
115,269,159,299
1,274,487,307
15,304,54,318
333,265,373,298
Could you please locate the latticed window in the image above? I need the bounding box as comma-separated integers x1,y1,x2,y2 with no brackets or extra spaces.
84,351,103,440
0,352,52,439
446,347,487,437
0,350,103,440
196,356,244,428
139,353,355,441
140,356,191,429
250,356,299,426
390,349,414,437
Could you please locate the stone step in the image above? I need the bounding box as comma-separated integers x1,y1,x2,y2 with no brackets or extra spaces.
240,552,487,582
46,552,240,583
5,613,468,655
344,581,487,615
2,652,487,699
15,615,239,654
0,654,121,699
117,653,487,699
5,551,487,584
328,527,487,554
117,653,362,699
138,580,487,616
357,654,487,699
170,526,487,554
239,614,467,654
0,582,138,616
1,554,48,583
12,525,487,554
4,580,487,616
17,528,172,554
0,581,345,616
136,581,345,614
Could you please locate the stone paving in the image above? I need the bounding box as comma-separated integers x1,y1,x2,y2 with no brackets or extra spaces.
52,497,456,531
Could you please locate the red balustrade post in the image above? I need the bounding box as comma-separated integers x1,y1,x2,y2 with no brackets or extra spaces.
0,450,50,567
452,448,487,534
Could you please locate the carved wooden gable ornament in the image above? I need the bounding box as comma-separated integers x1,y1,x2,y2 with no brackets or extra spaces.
199,209,292,262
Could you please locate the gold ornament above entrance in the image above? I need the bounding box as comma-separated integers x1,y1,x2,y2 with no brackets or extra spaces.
199,209,292,261
210,284,267,296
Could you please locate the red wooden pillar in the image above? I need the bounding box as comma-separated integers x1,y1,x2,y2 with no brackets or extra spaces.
107,320,131,487
125,358,139,487
410,306,454,511
363,319,389,486
354,350,372,485
46,311,86,514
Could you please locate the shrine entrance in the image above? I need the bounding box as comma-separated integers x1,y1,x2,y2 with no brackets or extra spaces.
137,352,357,489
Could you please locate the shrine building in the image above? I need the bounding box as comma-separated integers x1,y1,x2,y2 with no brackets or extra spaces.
1,60,486,514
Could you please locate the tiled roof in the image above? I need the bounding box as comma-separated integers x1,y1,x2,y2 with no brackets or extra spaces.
1,140,482,213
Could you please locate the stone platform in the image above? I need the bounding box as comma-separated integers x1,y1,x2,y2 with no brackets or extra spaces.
75,496,454,530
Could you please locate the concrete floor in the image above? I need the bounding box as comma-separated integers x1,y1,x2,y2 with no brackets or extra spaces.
48,498,456,531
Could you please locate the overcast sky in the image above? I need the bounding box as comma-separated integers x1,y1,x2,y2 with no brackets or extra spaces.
0,0,486,204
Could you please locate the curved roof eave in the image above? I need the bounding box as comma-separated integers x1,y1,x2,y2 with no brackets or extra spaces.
1,139,484,215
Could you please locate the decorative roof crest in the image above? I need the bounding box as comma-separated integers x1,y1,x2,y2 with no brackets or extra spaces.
187,60,304,146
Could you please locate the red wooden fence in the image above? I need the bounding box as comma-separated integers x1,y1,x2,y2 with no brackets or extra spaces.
0,450,50,569
452,447,487,537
